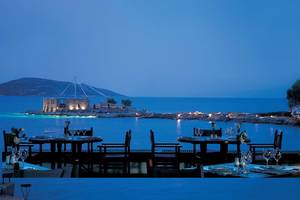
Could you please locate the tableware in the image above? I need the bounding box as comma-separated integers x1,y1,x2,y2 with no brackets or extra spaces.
273,148,282,165
263,149,272,166
20,150,28,168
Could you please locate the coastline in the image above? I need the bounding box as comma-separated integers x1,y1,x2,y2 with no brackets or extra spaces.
26,110,300,127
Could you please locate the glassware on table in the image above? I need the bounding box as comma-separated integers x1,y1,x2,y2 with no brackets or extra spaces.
15,149,21,163
239,153,247,173
20,150,28,168
234,157,240,173
263,149,272,166
245,150,253,165
273,148,282,165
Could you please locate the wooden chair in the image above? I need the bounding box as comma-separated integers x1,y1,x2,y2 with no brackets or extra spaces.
3,131,34,160
98,130,131,175
192,128,222,154
148,129,182,177
248,130,283,162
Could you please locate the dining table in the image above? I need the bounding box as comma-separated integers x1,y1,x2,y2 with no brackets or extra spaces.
177,136,246,161
29,135,103,169
203,163,300,178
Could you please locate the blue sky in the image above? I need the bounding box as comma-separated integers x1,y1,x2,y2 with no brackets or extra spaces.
0,0,299,97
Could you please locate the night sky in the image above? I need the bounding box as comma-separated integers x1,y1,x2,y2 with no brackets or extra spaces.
0,0,299,97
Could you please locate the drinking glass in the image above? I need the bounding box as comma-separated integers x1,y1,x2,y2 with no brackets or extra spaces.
245,151,253,165
240,153,247,173
20,150,28,168
14,149,21,163
263,149,272,166
273,148,282,165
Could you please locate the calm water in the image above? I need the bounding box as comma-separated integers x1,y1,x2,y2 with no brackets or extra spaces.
0,96,299,152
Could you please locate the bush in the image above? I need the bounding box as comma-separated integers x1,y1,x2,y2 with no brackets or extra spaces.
287,80,300,109
106,98,117,105
121,99,132,107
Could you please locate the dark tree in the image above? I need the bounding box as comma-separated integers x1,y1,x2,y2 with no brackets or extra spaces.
121,99,132,107
287,80,300,109
107,98,117,105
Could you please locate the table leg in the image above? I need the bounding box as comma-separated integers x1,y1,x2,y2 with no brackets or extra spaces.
50,142,56,169
39,143,43,166
220,143,229,161
200,143,207,161
90,142,94,171
237,142,241,157
57,143,62,168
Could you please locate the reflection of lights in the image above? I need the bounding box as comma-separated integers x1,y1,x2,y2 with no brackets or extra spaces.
194,111,203,115
176,118,181,133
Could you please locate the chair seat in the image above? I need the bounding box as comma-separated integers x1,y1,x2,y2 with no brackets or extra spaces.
154,153,177,159
180,166,203,177
102,154,129,159
150,167,179,177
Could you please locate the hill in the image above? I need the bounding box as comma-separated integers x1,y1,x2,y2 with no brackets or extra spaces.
0,77,124,97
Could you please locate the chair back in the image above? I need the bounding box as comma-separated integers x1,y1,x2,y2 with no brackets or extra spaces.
193,128,222,137
125,130,132,150
150,129,155,152
274,130,283,149
3,131,14,153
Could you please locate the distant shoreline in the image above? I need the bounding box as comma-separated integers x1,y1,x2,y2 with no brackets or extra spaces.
25,111,300,127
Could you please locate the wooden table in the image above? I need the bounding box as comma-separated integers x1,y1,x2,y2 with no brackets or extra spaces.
203,163,300,178
29,136,102,169
177,136,244,161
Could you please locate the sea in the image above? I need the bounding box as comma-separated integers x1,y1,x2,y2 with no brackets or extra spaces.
0,96,299,152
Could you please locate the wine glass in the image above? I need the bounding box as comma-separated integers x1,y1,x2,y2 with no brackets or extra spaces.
263,149,272,166
20,150,28,168
245,151,253,165
240,153,247,173
273,148,282,166
15,149,21,162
